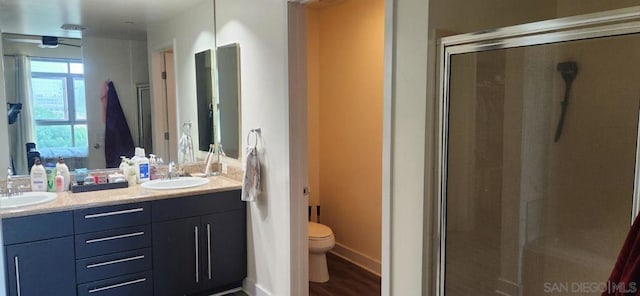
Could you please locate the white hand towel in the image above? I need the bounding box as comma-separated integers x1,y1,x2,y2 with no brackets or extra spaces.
242,146,260,201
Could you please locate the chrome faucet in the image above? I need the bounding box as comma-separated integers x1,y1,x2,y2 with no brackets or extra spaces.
6,167,14,197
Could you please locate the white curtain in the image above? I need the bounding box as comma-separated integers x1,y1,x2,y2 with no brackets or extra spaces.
9,55,34,174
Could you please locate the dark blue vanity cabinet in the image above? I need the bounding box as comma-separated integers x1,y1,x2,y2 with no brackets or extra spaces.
74,202,153,295
3,189,246,296
2,211,76,296
152,190,246,296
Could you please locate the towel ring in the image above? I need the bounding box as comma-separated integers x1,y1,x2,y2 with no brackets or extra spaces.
247,128,261,149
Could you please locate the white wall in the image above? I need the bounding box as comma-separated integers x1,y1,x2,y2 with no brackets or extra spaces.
82,37,148,168
389,0,430,294
147,0,216,159
215,0,291,295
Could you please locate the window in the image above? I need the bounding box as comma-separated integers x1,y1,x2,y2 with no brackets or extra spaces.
30,59,88,153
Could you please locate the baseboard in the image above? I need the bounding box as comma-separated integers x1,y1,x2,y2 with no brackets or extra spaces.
495,277,519,296
243,277,272,296
209,287,243,296
330,242,381,277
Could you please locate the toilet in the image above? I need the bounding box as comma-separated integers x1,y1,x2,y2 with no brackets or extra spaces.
308,221,335,283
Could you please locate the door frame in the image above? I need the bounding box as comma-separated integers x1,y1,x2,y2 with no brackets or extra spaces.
287,1,393,296
150,40,178,163
434,6,640,296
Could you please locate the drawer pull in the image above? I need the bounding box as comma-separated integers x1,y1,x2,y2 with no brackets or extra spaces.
14,256,21,296
195,226,199,283
88,278,146,293
207,223,212,280
86,255,145,269
84,208,144,219
86,232,145,244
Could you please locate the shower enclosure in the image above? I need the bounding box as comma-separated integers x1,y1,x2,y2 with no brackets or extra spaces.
436,8,640,296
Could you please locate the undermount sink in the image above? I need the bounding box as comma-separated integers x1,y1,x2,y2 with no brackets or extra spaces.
0,192,57,209
140,177,210,190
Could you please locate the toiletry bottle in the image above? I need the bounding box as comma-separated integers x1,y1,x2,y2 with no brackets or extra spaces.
132,147,150,183
119,156,129,176
44,162,57,192
56,157,70,191
55,171,64,192
149,154,158,180
30,158,47,192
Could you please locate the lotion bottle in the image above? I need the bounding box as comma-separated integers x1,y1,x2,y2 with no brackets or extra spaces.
30,158,47,192
55,157,70,191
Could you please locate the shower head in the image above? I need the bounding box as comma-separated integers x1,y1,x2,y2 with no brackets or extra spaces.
557,61,578,83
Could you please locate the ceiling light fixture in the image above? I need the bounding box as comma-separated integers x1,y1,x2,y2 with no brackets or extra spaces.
60,24,87,31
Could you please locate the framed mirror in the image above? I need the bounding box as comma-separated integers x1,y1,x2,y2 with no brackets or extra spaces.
195,49,215,152
215,43,241,159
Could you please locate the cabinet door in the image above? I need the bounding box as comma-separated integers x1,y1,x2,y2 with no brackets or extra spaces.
5,236,76,296
152,217,201,296
201,209,246,291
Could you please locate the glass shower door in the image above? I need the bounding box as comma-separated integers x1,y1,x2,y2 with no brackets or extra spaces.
442,32,640,296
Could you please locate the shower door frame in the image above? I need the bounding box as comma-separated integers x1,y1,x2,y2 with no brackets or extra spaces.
435,6,640,296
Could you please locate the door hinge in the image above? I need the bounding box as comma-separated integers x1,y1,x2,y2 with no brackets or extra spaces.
164,132,170,140
161,71,167,80
303,186,310,196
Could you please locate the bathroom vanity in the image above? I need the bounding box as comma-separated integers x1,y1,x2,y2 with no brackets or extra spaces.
0,176,245,296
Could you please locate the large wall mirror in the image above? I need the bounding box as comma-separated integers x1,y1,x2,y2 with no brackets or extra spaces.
0,0,244,175
215,43,241,159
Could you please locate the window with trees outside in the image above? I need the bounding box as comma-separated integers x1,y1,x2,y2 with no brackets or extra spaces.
30,59,88,155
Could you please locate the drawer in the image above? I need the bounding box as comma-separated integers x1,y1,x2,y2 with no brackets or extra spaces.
75,225,151,259
152,190,243,222
77,271,152,296
76,248,152,284
74,202,150,234
2,211,73,245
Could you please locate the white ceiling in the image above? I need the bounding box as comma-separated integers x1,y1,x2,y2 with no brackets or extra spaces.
0,0,207,40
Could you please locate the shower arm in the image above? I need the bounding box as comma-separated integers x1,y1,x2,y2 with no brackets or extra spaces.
554,61,578,142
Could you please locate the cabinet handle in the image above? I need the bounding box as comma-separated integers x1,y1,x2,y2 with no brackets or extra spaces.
86,231,145,244
87,255,145,269
88,278,146,293
195,226,199,283
84,208,144,219
14,256,21,296
207,223,212,280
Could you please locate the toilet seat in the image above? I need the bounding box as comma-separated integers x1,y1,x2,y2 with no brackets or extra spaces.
308,222,333,240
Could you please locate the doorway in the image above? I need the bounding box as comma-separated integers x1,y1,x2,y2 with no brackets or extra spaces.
289,1,385,295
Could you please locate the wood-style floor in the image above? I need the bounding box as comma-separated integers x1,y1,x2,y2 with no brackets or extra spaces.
220,252,380,296
310,252,381,296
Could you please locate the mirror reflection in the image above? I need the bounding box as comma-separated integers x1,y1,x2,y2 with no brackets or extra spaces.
2,33,152,174
1,0,246,176
216,43,241,159
3,34,88,174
